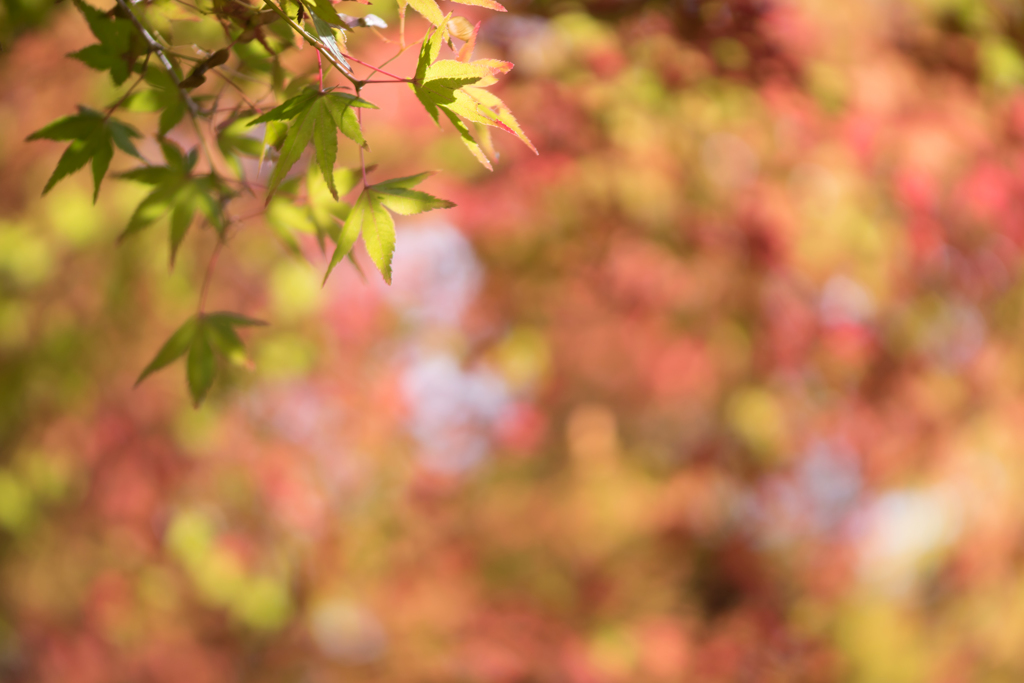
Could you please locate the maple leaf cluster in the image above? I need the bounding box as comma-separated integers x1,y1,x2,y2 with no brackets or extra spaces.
26,0,534,404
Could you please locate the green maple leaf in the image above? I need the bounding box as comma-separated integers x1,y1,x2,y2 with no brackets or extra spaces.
69,0,146,85
122,69,188,136
249,86,376,201
136,312,266,407
27,106,142,202
216,112,265,178
118,140,231,264
412,20,535,170
324,172,455,285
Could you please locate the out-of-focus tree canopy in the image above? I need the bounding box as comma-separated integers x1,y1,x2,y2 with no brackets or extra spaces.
3,0,1024,681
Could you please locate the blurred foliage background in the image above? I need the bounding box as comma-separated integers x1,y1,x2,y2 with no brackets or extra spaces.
4,0,1024,681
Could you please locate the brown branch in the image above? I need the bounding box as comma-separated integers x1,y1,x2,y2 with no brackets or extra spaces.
113,0,200,117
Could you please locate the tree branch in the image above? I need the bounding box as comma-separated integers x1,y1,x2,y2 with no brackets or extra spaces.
261,0,359,88
113,0,200,118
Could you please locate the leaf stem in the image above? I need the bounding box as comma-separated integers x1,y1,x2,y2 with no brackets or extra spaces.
171,0,209,15
165,50,203,62
228,208,270,225
190,116,218,171
345,55,408,82
377,37,423,70
113,0,200,117
357,85,368,188
198,238,224,314
103,66,148,121
211,69,265,113
221,176,269,190
318,50,324,91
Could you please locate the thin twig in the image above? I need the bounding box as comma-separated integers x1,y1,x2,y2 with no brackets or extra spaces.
370,27,393,44
218,64,269,84
360,78,413,84
357,86,367,188
197,239,224,314
227,208,271,225
188,115,217,170
103,61,149,120
345,54,408,82
211,69,265,113
221,176,270,191
114,0,200,117
377,37,423,70
172,0,209,14
165,50,204,62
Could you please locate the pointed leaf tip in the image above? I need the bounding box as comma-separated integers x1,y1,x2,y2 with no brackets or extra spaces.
135,317,199,387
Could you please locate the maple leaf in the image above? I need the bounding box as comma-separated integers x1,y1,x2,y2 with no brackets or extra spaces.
27,106,142,202
122,69,188,136
412,20,535,170
324,173,455,285
136,311,266,406
248,87,376,201
216,112,265,178
69,0,146,85
302,0,346,26
117,140,232,265
399,0,505,30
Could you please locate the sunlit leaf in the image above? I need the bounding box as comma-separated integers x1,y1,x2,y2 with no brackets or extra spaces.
358,194,394,285
449,0,505,11
324,173,454,284
304,0,344,26
400,0,444,28
411,19,533,166
376,187,455,215
323,204,362,283
249,88,375,200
